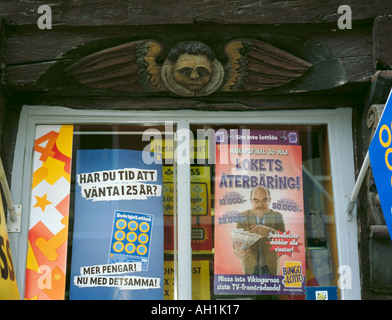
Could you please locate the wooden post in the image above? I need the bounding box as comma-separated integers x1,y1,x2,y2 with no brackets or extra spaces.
373,15,392,70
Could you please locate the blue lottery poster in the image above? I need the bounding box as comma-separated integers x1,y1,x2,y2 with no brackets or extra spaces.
69,149,164,300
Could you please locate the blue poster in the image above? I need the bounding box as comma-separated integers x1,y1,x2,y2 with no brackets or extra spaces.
69,149,164,300
369,89,392,242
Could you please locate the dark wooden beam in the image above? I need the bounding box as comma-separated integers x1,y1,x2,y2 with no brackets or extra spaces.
0,19,6,154
373,15,392,70
365,70,392,106
1,0,392,26
2,23,374,93
5,83,365,111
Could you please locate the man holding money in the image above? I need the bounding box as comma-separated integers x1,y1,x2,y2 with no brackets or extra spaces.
233,186,286,276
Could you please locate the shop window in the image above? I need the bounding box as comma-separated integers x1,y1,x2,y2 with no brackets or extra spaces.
189,124,338,300
10,107,360,300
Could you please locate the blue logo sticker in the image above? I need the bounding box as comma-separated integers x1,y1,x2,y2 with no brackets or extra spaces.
305,286,338,300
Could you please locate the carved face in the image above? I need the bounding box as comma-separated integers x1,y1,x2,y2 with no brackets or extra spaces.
171,53,213,91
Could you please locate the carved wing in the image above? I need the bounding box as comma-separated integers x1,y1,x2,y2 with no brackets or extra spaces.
65,40,164,92
223,38,312,91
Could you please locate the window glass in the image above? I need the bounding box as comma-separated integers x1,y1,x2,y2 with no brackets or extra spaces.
189,124,339,300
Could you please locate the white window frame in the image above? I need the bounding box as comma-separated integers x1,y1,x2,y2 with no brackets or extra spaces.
9,105,360,300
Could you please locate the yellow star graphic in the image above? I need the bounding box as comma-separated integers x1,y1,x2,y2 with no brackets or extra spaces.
53,272,62,282
33,194,52,212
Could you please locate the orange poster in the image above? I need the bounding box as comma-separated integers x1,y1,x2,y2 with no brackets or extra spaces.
24,125,73,300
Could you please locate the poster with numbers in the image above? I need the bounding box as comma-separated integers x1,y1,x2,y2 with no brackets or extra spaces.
69,149,164,300
214,129,306,296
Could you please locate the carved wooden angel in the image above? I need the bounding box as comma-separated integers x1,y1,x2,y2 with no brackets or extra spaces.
65,39,312,97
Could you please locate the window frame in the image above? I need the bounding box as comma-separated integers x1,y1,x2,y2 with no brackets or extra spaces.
9,105,360,300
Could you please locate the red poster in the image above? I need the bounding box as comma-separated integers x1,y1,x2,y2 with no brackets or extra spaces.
214,129,305,295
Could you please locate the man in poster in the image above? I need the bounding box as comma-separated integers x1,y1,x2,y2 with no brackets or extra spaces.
233,186,285,276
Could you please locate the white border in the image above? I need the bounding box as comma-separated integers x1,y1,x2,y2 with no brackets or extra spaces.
9,105,360,300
